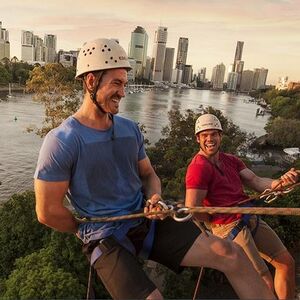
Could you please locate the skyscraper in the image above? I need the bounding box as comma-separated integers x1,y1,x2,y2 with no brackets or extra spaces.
227,72,238,91
44,34,57,63
175,37,189,70
252,68,268,90
232,41,244,89
163,47,174,82
21,30,35,62
198,68,206,82
128,26,148,79
182,64,193,84
240,70,254,92
152,26,168,81
233,41,244,70
211,63,225,90
0,21,10,60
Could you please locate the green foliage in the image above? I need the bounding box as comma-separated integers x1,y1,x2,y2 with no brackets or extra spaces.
265,117,300,147
0,191,51,277
0,64,12,84
3,251,85,299
0,192,110,299
26,63,81,137
147,107,249,199
270,96,300,119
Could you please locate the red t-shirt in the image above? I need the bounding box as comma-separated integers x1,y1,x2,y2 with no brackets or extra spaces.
186,152,248,224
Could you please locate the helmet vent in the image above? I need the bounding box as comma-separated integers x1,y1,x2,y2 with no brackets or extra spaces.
114,60,117,63
104,45,107,48
105,61,108,64
108,48,111,51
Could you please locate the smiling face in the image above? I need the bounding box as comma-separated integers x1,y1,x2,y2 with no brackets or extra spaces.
197,129,222,158
95,68,128,115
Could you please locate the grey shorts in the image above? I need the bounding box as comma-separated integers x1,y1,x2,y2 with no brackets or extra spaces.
84,218,201,299
211,216,287,275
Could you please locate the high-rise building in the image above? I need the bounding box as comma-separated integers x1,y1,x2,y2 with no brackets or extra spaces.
252,68,268,90
34,35,45,62
143,56,152,80
163,47,174,82
182,65,193,84
127,58,136,82
233,41,243,70
211,63,225,90
152,26,168,81
198,68,206,82
175,37,189,70
0,21,10,60
227,72,238,91
129,26,148,79
235,60,244,88
21,30,35,62
44,34,57,63
171,68,182,83
240,70,254,92
232,41,244,89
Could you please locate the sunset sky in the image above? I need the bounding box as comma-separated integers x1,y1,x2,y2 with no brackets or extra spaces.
2,0,300,84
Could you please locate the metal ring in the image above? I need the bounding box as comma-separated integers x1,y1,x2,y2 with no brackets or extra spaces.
282,187,294,194
264,194,278,203
259,188,271,199
157,200,169,210
173,207,193,222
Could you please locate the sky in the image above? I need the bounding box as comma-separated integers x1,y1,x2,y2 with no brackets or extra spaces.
1,0,300,84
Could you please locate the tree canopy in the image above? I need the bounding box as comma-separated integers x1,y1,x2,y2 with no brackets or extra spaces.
26,63,81,137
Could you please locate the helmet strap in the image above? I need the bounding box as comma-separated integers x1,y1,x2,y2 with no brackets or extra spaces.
83,71,107,114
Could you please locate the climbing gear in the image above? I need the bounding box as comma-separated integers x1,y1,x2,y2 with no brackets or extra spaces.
76,204,300,224
234,181,300,206
227,214,260,240
195,113,223,135
75,38,132,79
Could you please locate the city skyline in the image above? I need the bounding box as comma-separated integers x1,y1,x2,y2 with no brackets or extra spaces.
1,0,300,84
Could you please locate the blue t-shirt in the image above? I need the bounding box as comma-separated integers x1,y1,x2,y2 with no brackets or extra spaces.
34,115,147,243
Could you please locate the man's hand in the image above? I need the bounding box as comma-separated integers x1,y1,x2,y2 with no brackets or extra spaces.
144,193,166,220
280,168,299,187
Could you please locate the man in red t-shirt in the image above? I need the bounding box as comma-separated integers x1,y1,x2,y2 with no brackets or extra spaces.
185,113,298,300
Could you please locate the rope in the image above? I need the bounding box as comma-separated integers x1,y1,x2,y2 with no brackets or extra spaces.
76,206,300,224
236,182,300,206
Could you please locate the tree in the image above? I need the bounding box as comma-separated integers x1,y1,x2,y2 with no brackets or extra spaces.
265,117,300,147
3,250,86,299
0,64,12,84
0,192,51,278
26,63,81,137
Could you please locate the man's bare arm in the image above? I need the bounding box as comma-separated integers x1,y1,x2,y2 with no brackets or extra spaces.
35,179,78,233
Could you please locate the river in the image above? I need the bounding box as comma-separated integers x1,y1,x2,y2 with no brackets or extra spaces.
0,88,269,203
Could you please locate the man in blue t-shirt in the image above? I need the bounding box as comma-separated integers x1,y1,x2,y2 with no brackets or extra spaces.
34,38,275,299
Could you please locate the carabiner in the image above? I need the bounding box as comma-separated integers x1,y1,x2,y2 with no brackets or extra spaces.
173,207,193,222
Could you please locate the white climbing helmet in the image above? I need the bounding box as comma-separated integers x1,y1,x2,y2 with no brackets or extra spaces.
195,114,223,135
75,38,132,79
